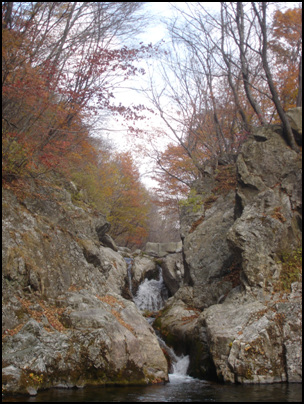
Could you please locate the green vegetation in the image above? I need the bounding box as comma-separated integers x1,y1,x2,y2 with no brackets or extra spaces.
276,247,302,291
179,190,204,213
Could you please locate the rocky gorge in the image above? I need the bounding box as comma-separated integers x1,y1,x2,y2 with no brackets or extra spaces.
154,108,302,384
2,108,302,396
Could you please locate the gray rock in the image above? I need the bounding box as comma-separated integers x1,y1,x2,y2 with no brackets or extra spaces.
286,107,302,145
181,190,236,309
2,187,129,300
99,233,118,252
95,220,111,241
2,292,168,395
161,253,184,295
156,109,302,384
153,298,214,379
131,255,159,295
2,181,168,396
228,124,302,290
199,283,302,384
144,242,182,257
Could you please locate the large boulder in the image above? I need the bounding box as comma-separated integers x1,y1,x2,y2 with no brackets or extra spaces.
144,242,182,257
199,281,302,383
160,253,184,296
228,124,302,290
180,170,238,309
2,291,168,395
129,255,159,295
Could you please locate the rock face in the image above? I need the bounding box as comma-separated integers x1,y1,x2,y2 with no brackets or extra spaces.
144,241,182,257
2,108,302,393
3,292,168,395
228,124,302,290
160,253,184,296
287,107,302,145
200,282,302,383
181,185,237,309
2,184,126,299
155,110,302,384
2,180,168,396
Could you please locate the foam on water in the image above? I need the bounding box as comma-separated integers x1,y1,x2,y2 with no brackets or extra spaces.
172,354,190,376
133,265,193,382
133,267,168,312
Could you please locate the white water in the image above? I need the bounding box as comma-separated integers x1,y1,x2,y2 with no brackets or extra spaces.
172,354,190,376
133,266,168,312
124,257,134,297
169,355,193,383
132,265,191,381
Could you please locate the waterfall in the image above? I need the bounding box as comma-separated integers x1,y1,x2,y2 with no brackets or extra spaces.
157,335,190,377
171,355,190,377
124,257,134,298
133,266,168,312
130,262,190,380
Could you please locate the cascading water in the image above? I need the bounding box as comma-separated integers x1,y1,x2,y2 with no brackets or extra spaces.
170,355,191,382
124,257,134,298
157,334,190,378
129,262,191,380
133,266,168,312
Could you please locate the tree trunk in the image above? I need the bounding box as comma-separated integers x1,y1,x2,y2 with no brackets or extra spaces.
3,2,13,29
252,2,299,152
296,54,302,107
236,3,267,126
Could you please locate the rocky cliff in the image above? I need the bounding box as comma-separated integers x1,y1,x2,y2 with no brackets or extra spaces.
2,109,302,395
155,108,302,384
2,179,168,396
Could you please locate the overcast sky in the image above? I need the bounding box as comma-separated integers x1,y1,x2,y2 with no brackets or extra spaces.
99,2,298,188
98,2,221,188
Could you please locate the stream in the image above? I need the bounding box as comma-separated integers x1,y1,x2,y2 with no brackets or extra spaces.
3,379,302,402
3,263,302,402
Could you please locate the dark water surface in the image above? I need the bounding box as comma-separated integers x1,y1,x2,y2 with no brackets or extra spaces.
3,376,302,402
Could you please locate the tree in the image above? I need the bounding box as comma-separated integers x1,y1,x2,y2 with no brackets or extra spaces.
140,2,301,214
144,2,269,183
269,6,302,108
145,196,181,243
153,143,198,189
252,2,300,152
2,2,150,180
103,152,151,249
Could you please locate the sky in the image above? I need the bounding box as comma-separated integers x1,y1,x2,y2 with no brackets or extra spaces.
98,2,298,189
115,2,221,188
97,2,177,188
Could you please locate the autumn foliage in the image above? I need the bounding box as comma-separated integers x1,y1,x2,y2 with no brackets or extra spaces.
2,3,302,246
71,147,151,248
147,3,302,212
270,7,302,110
2,7,149,177
2,2,153,248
